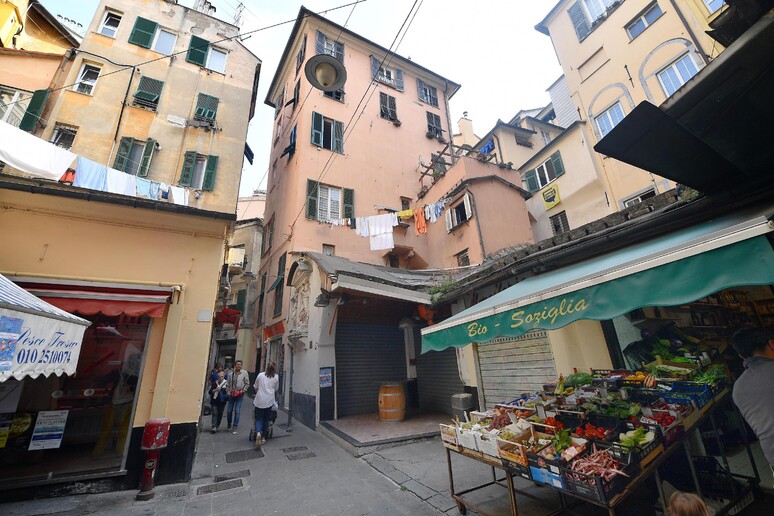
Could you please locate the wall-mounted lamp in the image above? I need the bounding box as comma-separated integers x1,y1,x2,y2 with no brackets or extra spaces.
304,54,347,92
314,293,331,307
242,271,257,282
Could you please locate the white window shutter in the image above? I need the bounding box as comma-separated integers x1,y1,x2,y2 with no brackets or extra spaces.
445,209,453,233
463,193,472,219
318,185,329,220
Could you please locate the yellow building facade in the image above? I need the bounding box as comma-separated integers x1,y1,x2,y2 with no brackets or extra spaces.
0,0,259,495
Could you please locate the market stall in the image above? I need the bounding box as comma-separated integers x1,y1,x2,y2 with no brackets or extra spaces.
423,211,774,514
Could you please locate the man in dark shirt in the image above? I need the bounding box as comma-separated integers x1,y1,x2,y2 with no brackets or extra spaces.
731,328,774,477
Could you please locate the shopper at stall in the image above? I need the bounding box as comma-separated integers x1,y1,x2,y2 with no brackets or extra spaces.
210,371,228,433
225,360,250,434
731,328,774,471
253,361,279,450
667,492,709,516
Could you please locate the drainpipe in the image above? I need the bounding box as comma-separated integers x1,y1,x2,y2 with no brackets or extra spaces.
285,343,294,432
668,0,710,64
466,189,487,259
443,80,456,165
73,50,137,163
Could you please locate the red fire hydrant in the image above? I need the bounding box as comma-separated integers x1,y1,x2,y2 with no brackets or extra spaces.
136,418,170,501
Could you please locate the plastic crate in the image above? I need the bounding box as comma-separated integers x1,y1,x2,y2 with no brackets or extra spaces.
693,456,747,499
576,415,624,442
530,465,565,489
528,437,588,478
609,423,663,467
563,444,639,503
624,387,663,405
664,382,713,410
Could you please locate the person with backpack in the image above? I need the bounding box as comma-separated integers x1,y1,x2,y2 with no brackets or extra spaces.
253,361,279,449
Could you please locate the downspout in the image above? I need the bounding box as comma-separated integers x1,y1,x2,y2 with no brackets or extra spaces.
466,189,487,259
668,0,710,64
443,80,456,165
73,50,137,163
491,132,504,164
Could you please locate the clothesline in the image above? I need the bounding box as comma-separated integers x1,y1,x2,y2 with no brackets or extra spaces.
0,120,190,206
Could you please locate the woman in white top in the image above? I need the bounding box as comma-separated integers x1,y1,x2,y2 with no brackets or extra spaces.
253,361,279,449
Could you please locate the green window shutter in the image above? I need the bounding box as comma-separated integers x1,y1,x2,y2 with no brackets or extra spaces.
179,151,196,186
551,151,565,177
137,139,155,177
187,35,209,66
417,78,427,102
524,169,539,192
568,2,591,41
370,56,379,80
306,179,319,220
333,120,344,153
134,77,164,106
202,155,218,191
113,136,134,172
195,93,207,118
128,17,158,48
343,188,354,219
315,30,326,54
207,96,219,120
388,96,397,120
293,80,300,106
19,89,50,131
235,289,247,312
395,68,404,91
311,111,323,147
334,41,344,63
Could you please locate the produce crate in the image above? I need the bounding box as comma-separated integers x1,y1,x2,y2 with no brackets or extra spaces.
528,437,588,478
530,465,565,489
440,424,460,450
692,456,747,499
475,432,500,458
609,423,663,467
578,415,624,442
469,410,493,423
497,430,546,480
624,387,663,405
562,444,639,503
456,428,479,451
664,382,713,410
646,357,700,380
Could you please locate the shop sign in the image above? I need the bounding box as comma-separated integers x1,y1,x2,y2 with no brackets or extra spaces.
263,321,285,341
542,185,560,210
0,309,87,382
28,410,68,450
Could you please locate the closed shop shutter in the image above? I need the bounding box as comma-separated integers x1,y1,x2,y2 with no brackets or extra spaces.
335,323,406,417
477,330,556,409
414,327,464,415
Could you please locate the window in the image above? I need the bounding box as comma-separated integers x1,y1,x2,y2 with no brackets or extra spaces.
426,112,443,138
445,193,473,232
281,125,297,158
541,130,552,145
152,29,176,55
113,136,156,177
295,34,307,74
128,17,157,48
133,76,164,110
623,188,657,207
704,0,725,13
50,123,77,150
379,92,398,121
274,121,282,146
305,180,354,221
311,111,344,153
515,131,533,147
273,86,285,119
324,89,345,102
595,102,625,138
73,63,100,95
194,93,219,122
98,11,122,38
315,30,344,62
322,244,335,256
417,79,438,107
523,152,565,192
370,57,405,91
1,87,31,128
567,0,618,41
186,35,227,73
273,253,286,317
626,2,663,40
657,53,699,98
179,151,218,190
400,197,411,211
456,249,470,267
292,80,300,108
261,215,274,256
550,211,570,236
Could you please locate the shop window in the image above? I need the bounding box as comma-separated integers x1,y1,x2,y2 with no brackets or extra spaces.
98,11,122,38
445,193,472,233
550,210,570,235
73,63,101,95
50,123,78,150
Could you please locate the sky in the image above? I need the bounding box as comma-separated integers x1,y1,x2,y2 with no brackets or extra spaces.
39,0,563,196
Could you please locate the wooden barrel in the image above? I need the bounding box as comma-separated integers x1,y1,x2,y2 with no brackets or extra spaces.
378,383,405,422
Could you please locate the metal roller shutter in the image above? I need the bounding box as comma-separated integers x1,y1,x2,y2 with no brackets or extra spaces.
477,330,557,409
335,323,406,417
414,327,464,415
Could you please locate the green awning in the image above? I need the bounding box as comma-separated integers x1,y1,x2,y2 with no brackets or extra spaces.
266,273,284,293
421,213,774,353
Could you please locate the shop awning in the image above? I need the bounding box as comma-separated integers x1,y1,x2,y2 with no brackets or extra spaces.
421,213,774,352
29,289,170,318
0,274,90,382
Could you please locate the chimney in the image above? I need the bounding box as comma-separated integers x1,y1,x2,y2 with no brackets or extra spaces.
456,114,476,146
194,0,217,15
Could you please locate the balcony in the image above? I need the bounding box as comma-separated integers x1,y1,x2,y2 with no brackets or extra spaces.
226,247,246,274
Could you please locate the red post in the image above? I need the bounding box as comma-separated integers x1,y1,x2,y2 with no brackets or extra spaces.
136,418,170,501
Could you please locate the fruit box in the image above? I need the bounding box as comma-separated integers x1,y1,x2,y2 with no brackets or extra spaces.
562,443,639,503
528,437,588,477
440,424,460,450
455,428,479,451
497,430,545,480
475,432,500,458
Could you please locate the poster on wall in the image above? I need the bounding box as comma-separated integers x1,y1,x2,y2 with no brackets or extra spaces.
319,368,332,388
28,410,69,450
0,308,87,382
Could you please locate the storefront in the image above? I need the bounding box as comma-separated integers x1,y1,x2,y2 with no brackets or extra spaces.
0,277,170,487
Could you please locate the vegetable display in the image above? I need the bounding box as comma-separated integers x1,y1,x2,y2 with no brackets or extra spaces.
575,423,609,440
568,447,630,482
693,365,727,385
618,427,655,448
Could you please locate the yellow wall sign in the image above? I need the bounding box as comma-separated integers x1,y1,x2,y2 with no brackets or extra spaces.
542,185,560,210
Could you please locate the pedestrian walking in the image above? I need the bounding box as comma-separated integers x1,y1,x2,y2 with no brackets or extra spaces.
253,361,279,449
210,371,228,433
226,360,250,434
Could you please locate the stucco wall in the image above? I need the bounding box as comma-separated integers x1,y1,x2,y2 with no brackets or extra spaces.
0,189,228,426
0,51,66,91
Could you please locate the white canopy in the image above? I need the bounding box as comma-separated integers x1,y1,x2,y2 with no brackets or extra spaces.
0,273,90,382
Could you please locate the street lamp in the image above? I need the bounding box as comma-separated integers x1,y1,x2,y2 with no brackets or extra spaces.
304,54,347,92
